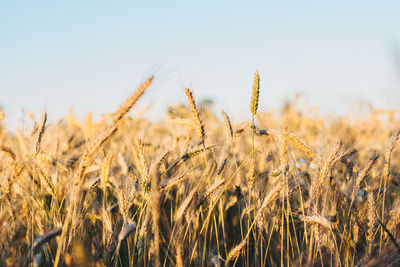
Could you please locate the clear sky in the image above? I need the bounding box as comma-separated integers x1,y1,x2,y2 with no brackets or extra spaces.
1,1,400,128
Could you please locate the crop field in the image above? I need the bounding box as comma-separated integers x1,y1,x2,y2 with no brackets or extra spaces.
0,73,399,266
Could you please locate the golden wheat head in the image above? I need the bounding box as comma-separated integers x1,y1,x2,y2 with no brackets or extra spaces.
250,70,260,116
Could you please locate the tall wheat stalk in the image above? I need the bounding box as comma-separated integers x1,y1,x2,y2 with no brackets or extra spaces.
250,70,260,157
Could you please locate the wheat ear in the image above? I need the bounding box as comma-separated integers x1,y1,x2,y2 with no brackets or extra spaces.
300,215,332,229
282,131,317,160
225,238,247,265
35,111,47,155
176,186,199,222
112,76,153,123
350,153,379,204
221,110,233,141
100,153,113,189
185,88,205,144
196,178,226,210
380,128,400,235
4,163,24,223
366,189,377,254
250,70,260,116
383,128,400,182
247,159,256,190
0,146,16,160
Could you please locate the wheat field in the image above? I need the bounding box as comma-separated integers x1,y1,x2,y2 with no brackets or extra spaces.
1,73,399,266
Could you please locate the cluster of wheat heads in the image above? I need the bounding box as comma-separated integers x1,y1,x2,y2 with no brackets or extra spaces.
0,73,400,266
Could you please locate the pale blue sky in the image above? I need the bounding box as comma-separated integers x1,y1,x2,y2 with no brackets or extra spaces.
1,1,400,128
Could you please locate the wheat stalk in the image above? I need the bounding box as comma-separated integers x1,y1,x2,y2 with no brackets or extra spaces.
226,179,285,265
150,164,161,267
28,228,62,258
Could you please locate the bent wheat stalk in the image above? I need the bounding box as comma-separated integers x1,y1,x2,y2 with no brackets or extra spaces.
54,77,153,267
